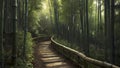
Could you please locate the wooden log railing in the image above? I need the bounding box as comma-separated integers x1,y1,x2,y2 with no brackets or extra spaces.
51,36,120,68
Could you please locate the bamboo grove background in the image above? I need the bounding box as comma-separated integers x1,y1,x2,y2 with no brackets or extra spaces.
52,0,120,66
0,0,120,68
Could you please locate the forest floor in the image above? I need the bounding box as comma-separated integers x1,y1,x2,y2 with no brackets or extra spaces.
32,40,77,68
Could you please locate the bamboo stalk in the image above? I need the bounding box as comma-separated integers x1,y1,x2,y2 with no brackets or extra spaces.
0,0,4,67
12,0,17,66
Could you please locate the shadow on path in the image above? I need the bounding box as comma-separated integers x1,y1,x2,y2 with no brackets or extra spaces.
33,41,78,68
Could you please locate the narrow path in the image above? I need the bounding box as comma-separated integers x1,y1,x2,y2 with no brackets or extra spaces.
33,41,78,68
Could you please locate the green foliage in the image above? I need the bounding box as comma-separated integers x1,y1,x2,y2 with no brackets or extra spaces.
16,58,33,68
38,13,53,35
28,0,53,35
16,31,33,68
28,11,40,32
26,32,34,61
54,36,81,52
28,0,42,33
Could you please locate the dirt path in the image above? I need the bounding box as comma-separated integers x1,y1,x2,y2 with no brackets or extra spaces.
33,41,78,68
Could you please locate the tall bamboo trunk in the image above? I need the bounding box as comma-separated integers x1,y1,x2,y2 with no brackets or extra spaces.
104,0,115,64
110,0,115,64
11,0,17,66
23,0,28,59
53,0,59,37
0,0,4,67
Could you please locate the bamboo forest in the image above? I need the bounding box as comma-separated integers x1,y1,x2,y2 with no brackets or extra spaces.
0,0,120,68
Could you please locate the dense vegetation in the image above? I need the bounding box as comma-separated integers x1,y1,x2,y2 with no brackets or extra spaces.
0,0,120,67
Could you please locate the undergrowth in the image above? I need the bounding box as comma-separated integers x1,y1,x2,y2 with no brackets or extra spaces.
16,31,34,68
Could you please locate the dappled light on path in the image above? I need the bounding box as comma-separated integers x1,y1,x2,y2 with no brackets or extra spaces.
33,41,77,68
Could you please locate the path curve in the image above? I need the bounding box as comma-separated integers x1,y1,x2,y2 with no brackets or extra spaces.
33,41,78,68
